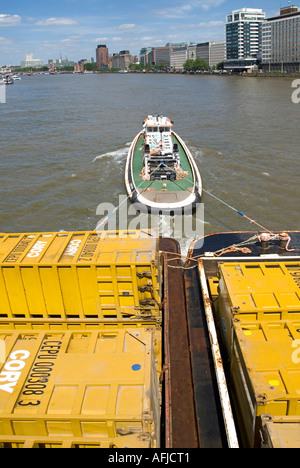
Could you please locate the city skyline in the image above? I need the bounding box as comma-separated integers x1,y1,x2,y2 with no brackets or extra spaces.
0,0,294,66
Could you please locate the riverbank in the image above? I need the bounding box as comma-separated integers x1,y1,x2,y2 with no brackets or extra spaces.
2,69,300,78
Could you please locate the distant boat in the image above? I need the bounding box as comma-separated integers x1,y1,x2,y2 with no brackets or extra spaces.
3,75,14,85
118,70,128,74
125,115,202,212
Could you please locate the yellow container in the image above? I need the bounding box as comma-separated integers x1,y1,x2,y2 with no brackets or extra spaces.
217,262,300,350
219,262,300,321
260,415,300,448
230,320,300,447
0,231,160,320
0,319,160,331
0,328,160,447
0,434,152,448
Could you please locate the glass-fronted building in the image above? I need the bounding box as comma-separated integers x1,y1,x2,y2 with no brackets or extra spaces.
225,8,266,71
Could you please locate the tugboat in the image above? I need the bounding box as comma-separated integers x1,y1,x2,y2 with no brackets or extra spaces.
125,115,202,212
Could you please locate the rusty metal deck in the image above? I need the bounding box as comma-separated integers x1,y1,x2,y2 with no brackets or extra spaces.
159,238,198,448
159,238,229,448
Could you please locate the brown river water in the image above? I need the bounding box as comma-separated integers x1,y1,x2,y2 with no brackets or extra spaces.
1,73,299,254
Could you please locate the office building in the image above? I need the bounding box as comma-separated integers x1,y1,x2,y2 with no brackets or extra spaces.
262,5,300,72
140,48,153,65
170,45,188,71
21,53,44,68
155,47,172,68
197,41,225,67
225,8,266,71
170,42,225,71
96,45,109,69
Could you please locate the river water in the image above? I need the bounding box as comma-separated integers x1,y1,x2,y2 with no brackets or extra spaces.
0,73,299,254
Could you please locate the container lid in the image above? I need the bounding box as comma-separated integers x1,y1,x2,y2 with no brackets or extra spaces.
0,329,158,439
219,262,300,319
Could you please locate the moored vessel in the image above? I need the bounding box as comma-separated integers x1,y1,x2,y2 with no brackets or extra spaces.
125,115,202,212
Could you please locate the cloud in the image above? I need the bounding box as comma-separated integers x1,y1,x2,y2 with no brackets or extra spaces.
170,19,224,29
141,36,155,42
61,35,82,44
154,5,193,19
35,17,78,26
0,36,12,44
0,14,21,27
93,37,108,43
117,24,136,31
200,0,226,11
153,0,226,18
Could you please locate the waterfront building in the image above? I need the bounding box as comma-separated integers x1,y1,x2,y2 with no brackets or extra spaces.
154,47,172,68
111,50,136,69
224,8,266,71
96,44,109,69
21,53,44,68
155,43,189,69
170,43,208,71
170,46,188,71
148,49,156,66
74,62,84,73
140,47,153,65
197,41,225,67
48,57,74,69
188,44,197,60
170,41,225,71
261,5,300,72
0,65,12,74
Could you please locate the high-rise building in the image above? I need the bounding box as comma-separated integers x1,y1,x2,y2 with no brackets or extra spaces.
262,5,300,72
224,8,266,71
96,44,109,69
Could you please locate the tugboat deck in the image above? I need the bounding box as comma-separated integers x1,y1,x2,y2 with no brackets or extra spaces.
132,133,194,194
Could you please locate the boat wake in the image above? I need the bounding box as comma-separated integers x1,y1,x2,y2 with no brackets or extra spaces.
93,146,129,163
157,213,208,260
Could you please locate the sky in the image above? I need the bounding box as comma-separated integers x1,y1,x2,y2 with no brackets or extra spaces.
0,0,293,66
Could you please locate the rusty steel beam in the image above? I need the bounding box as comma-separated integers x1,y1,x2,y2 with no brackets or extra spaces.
159,238,198,448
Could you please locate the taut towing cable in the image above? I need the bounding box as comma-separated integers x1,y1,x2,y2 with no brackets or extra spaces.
202,187,271,233
200,187,295,255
